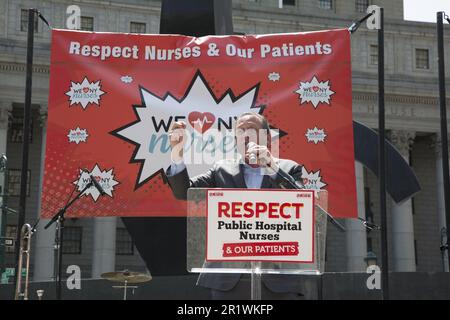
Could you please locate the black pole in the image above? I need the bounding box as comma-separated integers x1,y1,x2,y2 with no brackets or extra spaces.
44,179,95,300
437,11,450,270
56,217,64,300
0,158,10,276
378,8,389,300
13,8,35,298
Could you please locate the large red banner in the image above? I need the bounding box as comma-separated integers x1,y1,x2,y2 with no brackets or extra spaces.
41,28,357,218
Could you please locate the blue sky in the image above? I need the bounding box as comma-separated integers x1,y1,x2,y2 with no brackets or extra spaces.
404,0,450,23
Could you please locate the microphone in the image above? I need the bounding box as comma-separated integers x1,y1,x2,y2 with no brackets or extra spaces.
276,168,305,189
247,142,269,166
31,218,40,234
247,142,258,165
90,175,106,196
364,221,380,230
80,168,106,196
246,142,304,188
357,217,380,231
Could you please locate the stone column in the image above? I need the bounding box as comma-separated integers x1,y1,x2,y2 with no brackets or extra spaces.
0,105,10,210
389,130,416,272
432,133,449,272
0,103,10,270
0,105,9,165
345,162,368,271
91,217,117,278
32,106,56,281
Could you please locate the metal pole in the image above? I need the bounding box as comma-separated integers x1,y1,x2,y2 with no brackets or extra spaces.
0,162,10,276
13,8,35,297
378,8,389,300
441,227,448,272
437,11,450,270
53,220,59,297
250,261,262,300
57,217,64,300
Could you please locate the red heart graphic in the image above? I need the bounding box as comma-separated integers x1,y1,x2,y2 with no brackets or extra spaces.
312,86,319,92
83,87,89,93
188,112,216,133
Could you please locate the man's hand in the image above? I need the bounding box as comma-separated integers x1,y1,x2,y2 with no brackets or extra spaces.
168,121,187,162
246,143,279,173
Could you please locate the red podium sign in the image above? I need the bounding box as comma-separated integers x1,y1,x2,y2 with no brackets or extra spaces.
206,189,315,263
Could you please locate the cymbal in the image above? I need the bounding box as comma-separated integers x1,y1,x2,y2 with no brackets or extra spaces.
101,270,152,283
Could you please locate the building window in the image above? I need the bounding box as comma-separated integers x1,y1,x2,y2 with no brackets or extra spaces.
366,237,373,252
116,228,134,255
355,0,369,12
415,48,430,70
130,22,146,34
5,225,17,253
369,44,378,66
283,0,296,6
7,169,31,197
80,16,94,31
20,9,38,32
318,0,333,10
63,227,82,254
364,187,375,224
8,109,33,143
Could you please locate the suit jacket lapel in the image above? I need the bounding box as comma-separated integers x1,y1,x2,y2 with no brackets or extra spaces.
262,159,281,189
230,162,277,189
261,175,274,189
232,163,247,188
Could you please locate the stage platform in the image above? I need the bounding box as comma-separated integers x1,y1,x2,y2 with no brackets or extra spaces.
1,272,449,300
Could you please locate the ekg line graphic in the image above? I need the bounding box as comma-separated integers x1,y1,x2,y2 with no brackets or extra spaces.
191,116,214,128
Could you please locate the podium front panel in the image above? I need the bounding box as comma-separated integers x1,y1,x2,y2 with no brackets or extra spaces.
187,188,328,275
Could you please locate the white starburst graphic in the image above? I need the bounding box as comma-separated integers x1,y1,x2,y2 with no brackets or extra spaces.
73,164,119,201
112,71,262,187
305,127,327,144
268,72,280,82
295,76,335,108
301,167,327,191
121,75,133,84
67,127,89,144
65,77,105,109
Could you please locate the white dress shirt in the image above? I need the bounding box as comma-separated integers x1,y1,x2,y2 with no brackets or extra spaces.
167,160,277,188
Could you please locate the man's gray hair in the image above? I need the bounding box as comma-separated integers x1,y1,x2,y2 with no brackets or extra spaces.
236,112,270,132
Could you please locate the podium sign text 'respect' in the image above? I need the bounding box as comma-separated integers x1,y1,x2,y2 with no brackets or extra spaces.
206,189,315,262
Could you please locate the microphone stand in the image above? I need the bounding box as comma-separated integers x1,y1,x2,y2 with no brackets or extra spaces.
44,179,94,300
274,168,346,232
0,204,18,214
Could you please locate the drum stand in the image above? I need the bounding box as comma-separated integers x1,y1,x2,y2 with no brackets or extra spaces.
112,280,138,300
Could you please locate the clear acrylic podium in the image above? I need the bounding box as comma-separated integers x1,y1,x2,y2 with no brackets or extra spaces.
187,188,328,300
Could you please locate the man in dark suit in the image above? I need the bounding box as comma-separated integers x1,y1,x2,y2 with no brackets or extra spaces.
166,112,305,299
